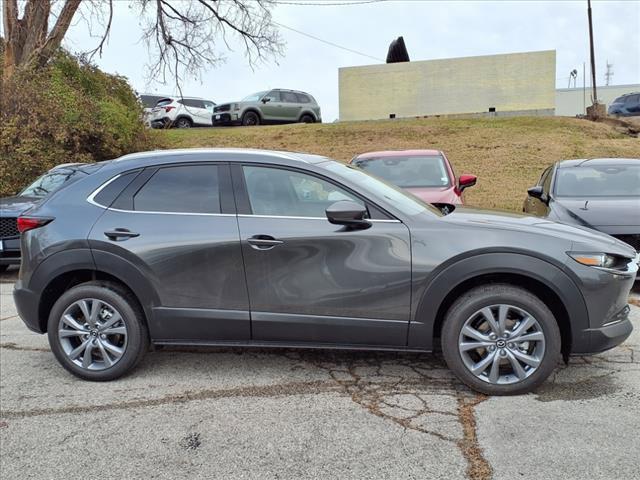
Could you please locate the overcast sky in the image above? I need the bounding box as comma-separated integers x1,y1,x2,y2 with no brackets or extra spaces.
60,0,640,122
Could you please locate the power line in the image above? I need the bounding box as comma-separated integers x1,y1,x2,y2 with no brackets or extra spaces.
273,0,391,6
273,21,384,61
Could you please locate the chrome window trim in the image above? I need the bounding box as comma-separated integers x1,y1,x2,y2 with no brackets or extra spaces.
86,173,233,217
107,207,235,217
86,173,123,208
237,214,400,223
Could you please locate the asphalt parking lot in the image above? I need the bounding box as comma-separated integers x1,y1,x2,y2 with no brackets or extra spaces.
1,266,639,480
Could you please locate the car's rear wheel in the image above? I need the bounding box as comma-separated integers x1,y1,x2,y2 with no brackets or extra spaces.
441,284,560,395
300,114,314,124
175,117,192,128
47,281,148,381
242,111,260,126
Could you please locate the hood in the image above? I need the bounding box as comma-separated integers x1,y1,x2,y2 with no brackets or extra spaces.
552,197,640,228
405,186,461,205
442,206,636,256
0,195,41,216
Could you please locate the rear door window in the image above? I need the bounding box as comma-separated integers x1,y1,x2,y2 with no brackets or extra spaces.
133,165,221,214
281,91,299,103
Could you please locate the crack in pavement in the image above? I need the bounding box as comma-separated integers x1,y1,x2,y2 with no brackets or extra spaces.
0,346,494,480
0,342,50,352
276,351,493,480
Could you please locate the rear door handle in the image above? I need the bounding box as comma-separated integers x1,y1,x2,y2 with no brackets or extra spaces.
247,235,284,250
104,228,140,240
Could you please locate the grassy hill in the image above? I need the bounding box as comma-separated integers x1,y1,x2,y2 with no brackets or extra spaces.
157,116,640,212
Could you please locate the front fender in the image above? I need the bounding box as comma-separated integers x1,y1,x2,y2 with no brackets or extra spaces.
408,252,589,351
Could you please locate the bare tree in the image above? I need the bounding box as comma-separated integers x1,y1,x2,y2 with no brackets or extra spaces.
1,0,283,82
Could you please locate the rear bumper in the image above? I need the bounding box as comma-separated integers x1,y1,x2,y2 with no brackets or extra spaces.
151,116,172,128
13,280,44,333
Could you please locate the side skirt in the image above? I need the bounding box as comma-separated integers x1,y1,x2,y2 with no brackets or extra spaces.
152,340,431,354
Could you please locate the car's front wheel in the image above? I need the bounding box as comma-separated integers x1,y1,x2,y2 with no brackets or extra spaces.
47,281,149,381
441,284,560,395
242,111,260,126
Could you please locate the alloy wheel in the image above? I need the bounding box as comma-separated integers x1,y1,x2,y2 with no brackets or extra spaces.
57,299,128,371
458,304,546,385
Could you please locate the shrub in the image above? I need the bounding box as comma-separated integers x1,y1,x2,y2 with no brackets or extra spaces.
0,48,154,196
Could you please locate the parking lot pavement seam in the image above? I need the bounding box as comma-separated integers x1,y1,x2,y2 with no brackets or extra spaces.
0,380,342,419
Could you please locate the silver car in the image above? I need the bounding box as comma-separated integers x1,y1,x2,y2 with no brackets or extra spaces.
213,89,321,126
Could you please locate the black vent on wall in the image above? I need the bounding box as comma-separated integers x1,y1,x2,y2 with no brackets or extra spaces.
386,37,410,63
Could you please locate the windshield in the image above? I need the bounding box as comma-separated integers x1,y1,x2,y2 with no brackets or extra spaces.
20,165,97,198
324,162,442,217
353,155,451,188
555,165,640,197
242,91,267,102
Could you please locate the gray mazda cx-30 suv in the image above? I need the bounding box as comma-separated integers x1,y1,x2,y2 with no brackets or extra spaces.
13,149,637,395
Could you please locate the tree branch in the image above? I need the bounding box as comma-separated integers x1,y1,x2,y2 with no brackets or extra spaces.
35,0,82,67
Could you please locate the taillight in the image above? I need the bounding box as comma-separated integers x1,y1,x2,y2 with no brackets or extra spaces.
164,106,175,112
17,216,53,233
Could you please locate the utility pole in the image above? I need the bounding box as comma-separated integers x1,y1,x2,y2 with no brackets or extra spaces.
586,0,604,119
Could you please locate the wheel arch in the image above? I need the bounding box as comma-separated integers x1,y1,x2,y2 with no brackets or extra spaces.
298,110,317,122
29,249,157,333
242,108,262,120
173,115,193,127
408,252,589,358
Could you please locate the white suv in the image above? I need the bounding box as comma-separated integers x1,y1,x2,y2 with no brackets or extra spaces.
150,97,216,128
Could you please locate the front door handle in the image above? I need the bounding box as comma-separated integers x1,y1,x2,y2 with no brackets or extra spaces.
247,235,283,250
104,228,140,240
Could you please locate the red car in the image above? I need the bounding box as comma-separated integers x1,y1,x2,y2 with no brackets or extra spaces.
350,149,477,213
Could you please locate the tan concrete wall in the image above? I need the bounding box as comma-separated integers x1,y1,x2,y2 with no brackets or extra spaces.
555,84,640,116
339,50,556,121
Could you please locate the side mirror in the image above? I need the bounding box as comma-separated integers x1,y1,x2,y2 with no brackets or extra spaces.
458,174,477,192
261,97,271,104
326,201,370,229
527,186,547,202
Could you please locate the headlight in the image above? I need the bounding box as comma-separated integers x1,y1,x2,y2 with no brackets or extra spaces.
567,252,621,269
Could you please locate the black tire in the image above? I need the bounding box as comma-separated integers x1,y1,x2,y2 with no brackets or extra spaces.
300,114,314,124
174,117,192,128
441,284,561,395
242,111,260,126
47,281,149,381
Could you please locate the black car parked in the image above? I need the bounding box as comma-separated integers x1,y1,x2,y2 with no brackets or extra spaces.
608,92,640,117
13,149,638,395
0,163,100,272
523,158,640,253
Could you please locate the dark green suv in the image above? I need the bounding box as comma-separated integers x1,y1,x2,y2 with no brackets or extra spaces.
213,89,322,126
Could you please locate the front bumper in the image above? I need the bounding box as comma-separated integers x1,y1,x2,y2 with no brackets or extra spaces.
13,280,43,333
578,304,633,355
569,255,637,354
212,112,241,126
0,236,21,266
